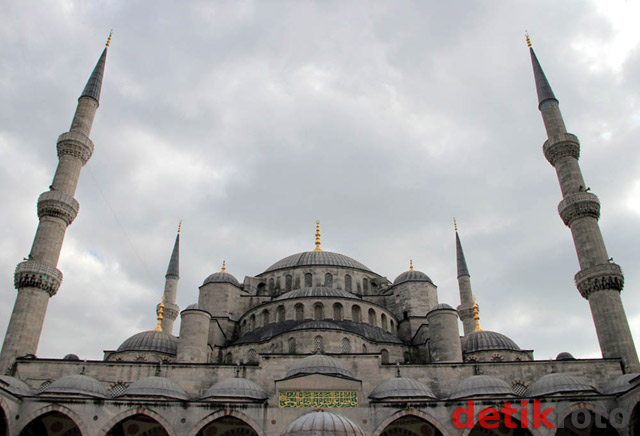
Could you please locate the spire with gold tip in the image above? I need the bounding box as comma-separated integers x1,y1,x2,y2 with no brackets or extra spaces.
472,296,483,332
221,260,226,273
80,31,112,104
154,296,165,332
314,221,322,252
409,259,414,271
526,32,557,108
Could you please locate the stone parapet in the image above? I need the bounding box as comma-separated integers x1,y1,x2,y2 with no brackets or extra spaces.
575,263,624,299
543,133,580,166
37,191,79,225
14,260,63,296
159,302,180,322
56,131,94,165
557,192,600,227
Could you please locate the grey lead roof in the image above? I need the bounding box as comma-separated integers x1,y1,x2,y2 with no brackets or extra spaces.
202,271,241,287
604,373,640,395
285,354,355,380
123,376,189,400
462,330,521,353
449,375,515,400
282,411,366,436
274,287,361,301
80,48,107,103
529,48,558,108
369,377,437,401
0,376,33,396
393,270,433,285
166,232,180,278
261,251,372,274
202,377,268,401
41,374,108,398
527,373,597,397
455,232,470,278
117,330,178,355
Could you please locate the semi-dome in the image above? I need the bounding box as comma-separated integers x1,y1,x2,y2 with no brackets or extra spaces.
123,376,189,400
0,376,33,396
556,352,576,361
369,377,437,401
527,373,597,397
282,411,366,436
462,330,521,353
274,287,361,301
202,271,241,287
394,270,433,285
63,353,80,361
116,330,177,355
285,354,355,380
604,373,640,395
262,251,372,274
41,374,108,398
449,375,515,400
202,377,268,401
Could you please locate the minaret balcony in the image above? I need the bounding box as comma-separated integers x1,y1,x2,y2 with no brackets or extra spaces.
557,192,600,227
543,133,580,166
575,263,624,299
37,191,79,225
14,260,63,296
56,131,94,165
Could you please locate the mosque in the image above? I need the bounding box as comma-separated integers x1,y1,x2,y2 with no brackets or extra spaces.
0,33,639,435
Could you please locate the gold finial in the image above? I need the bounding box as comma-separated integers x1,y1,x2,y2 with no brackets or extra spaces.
106,30,113,48
454,217,458,232
472,296,483,332
154,296,165,332
314,221,322,252
525,32,532,48
177,220,182,234
409,259,414,271
221,260,226,273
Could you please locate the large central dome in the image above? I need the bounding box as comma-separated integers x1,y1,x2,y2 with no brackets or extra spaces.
261,251,372,274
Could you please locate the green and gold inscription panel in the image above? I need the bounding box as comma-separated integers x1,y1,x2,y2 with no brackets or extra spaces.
278,390,358,408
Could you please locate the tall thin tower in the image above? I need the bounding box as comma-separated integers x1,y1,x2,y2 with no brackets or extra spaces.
158,223,181,334
528,36,639,372
0,35,111,374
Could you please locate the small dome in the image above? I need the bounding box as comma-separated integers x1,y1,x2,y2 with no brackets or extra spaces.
369,377,437,401
286,354,355,379
202,377,268,401
527,373,597,397
124,376,189,400
63,353,80,361
0,376,33,396
117,330,177,355
449,375,515,400
263,251,372,274
275,287,361,301
394,270,433,285
41,374,108,398
556,352,575,361
427,303,456,315
604,373,640,395
202,271,241,287
462,330,521,353
282,411,366,436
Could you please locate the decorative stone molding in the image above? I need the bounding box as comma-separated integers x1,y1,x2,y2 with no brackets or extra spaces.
543,133,580,166
159,302,179,321
37,191,79,225
14,260,63,296
457,306,474,320
575,263,624,299
56,131,94,165
557,192,600,227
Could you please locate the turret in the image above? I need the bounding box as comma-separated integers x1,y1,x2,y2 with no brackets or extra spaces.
426,303,463,363
0,34,111,374
528,35,639,372
158,222,181,334
177,304,211,363
454,220,475,336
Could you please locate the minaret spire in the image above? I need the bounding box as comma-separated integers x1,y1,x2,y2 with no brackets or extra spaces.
158,222,181,334
0,36,110,373
314,220,322,252
529,39,639,372
454,219,475,335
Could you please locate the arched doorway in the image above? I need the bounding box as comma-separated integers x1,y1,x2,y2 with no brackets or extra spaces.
105,414,169,436
197,416,258,436
631,402,640,436
468,413,533,436
0,406,7,436
380,415,443,436
555,411,619,436
19,411,81,436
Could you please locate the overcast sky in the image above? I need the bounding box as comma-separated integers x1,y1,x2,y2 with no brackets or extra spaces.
0,0,639,362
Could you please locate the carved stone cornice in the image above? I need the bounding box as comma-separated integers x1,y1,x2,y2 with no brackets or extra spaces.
557,192,600,227
14,260,63,296
543,133,580,166
56,131,94,165
575,263,624,299
457,306,474,320
159,302,180,321
37,191,79,226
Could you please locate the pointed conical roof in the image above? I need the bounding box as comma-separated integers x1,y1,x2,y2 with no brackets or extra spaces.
166,230,180,279
80,47,107,103
455,231,470,278
529,47,557,108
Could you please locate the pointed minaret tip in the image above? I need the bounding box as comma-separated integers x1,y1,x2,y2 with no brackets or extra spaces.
525,31,532,48
165,223,180,279
106,30,113,48
313,220,322,252
455,220,470,278
80,32,111,104
527,33,558,109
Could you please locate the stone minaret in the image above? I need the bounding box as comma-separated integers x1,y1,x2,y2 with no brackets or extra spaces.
0,35,111,374
528,36,640,372
455,220,475,336
158,223,181,334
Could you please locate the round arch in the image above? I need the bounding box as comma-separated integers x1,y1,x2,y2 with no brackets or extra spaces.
17,404,87,436
630,401,640,436
100,408,175,436
187,410,265,436
0,398,11,436
553,404,621,436
372,410,450,436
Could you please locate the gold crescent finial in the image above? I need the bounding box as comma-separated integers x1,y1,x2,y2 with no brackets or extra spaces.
409,259,414,271
472,296,483,332
525,32,532,48
154,296,165,332
221,260,226,273
177,220,182,234
454,217,458,232
106,30,113,48
314,220,322,252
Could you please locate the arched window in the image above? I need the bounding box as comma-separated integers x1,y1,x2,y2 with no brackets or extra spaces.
257,283,266,295
352,305,361,322
363,278,369,292
285,274,293,292
390,319,395,333
325,272,333,287
341,338,351,353
277,305,285,322
304,273,313,287
362,344,367,353
314,336,324,353
295,303,304,321
250,314,256,330
381,313,388,331
288,338,297,354
368,308,377,326
381,349,389,364
269,278,275,291
333,303,343,321
344,274,352,291
314,303,324,320
247,349,258,363
262,309,270,326
225,352,233,364
403,351,411,363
